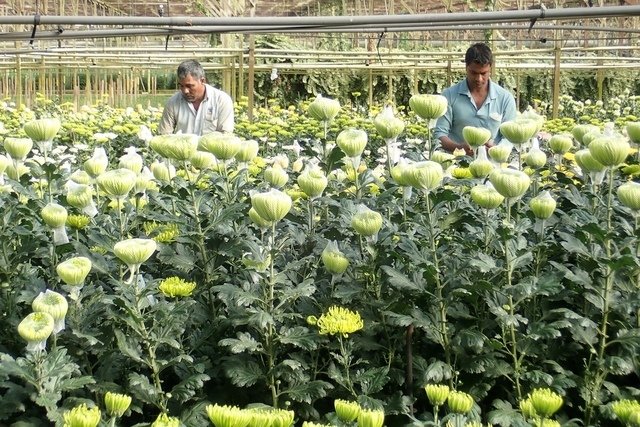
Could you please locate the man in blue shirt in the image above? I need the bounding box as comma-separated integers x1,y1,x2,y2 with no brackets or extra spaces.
434,43,517,156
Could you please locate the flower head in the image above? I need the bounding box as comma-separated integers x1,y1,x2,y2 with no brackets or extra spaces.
63,404,101,427
307,94,340,122
462,126,492,147
206,403,252,427
32,290,68,334
96,168,137,199
4,137,33,160
351,205,383,237
250,189,292,222
529,191,557,220
357,408,384,427
159,276,196,298
316,306,364,337
447,391,475,414
297,166,328,198
84,147,108,178
24,118,61,143
618,181,640,211
409,94,447,120
114,238,157,276
425,384,450,407
264,165,289,188
104,392,132,418
499,120,538,145
374,106,405,140
321,240,349,275
236,139,260,163
611,399,640,424
151,413,181,427
489,168,530,200
18,312,54,352
588,135,631,167
527,388,563,418
41,203,68,228
337,128,368,158
199,132,242,160
150,133,198,161
119,146,144,173
334,399,361,422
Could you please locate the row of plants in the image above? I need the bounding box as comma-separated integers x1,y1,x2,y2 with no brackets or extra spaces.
0,92,639,427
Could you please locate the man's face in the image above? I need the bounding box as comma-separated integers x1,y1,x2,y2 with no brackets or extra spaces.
466,62,491,90
178,74,206,103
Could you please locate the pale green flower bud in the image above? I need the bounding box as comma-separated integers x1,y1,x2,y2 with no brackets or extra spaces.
32,290,68,334
548,134,573,154
618,181,640,211
63,404,101,427
588,135,631,167
199,132,242,160
67,184,94,209
519,398,537,419
390,159,412,186
582,131,601,147
236,139,260,163
6,162,30,180
611,399,640,424
528,388,563,418
150,160,175,183
351,205,383,237
264,165,289,188
409,94,448,120
430,150,456,166
524,147,547,169
150,133,198,161
357,408,384,427
337,128,368,158
322,240,349,275
41,202,67,228
488,142,513,163
57,256,92,286
529,191,556,219
104,392,132,418
626,122,640,144
119,146,143,173
334,399,361,422
447,391,475,414
0,154,10,174
114,238,157,267
84,148,108,178
425,384,450,407
69,170,92,185
499,120,538,145
575,149,605,173
405,161,443,192
251,189,292,222
190,150,217,170
151,413,181,427
96,168,137,199
249,207,273,228
489,168,531,199
462,126,492,147
374,106,405,140
469,158,494,179
307,94,340,122
23,118,61,142
206,404,252,427
572,124,600,145
18,311,54,352
4,137,33,160
470,183,504,209
298,166,328,198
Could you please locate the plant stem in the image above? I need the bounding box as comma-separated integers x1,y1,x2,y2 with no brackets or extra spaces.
338,335,357,397
504,199,522,400
266,222,279,408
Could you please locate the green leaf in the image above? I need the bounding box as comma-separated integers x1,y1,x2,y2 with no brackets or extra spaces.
357,366,390,395
557,232,592,258
223,358,263,387
170,373,211,403
219,332,262,354
487,399,529,427
468,253,498,273
381,265,425,292
115,329,146,364
278,326,318,350
284,380,333,404
128,372,159,406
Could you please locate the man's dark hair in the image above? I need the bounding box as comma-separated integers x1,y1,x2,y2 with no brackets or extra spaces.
177,59,206,80
465,43,493,66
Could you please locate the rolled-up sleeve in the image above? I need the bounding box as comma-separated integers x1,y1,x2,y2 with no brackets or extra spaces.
433,90,454,140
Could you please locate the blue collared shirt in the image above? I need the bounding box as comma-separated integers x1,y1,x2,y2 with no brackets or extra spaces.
433,79,516,145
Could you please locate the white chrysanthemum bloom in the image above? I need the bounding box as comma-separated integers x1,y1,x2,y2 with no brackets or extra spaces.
18,312,54,352
113,238,157,283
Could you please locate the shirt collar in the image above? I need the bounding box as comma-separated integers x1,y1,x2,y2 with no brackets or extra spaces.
458,79,497,100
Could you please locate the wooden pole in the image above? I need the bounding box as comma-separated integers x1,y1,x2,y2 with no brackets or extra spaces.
552,31,561,120
247,0,256,121
16,54,22,108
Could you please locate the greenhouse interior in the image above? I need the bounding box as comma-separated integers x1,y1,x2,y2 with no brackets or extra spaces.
2,0,640,426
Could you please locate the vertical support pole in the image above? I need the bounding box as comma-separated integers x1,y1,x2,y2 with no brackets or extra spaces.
368,67,373,109
552,32,561,120
247,0,256,122
16,54,22,108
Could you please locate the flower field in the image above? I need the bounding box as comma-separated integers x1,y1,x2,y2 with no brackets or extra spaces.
1,91,640,427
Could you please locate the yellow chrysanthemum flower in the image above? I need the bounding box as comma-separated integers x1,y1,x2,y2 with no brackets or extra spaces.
316,306,364,337
158,277,196,298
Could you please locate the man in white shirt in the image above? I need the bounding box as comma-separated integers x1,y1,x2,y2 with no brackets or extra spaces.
158,59,234,135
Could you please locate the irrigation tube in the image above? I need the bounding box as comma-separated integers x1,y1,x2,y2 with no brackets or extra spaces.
0,5,639,28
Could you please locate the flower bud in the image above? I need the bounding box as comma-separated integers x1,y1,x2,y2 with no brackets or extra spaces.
430,151,456,166
298,166,328,198
251,189,292,222
528,388,563,418
67,183,94,210
159,276,196,298
488,142,513,163
390,160,412,186
572,124,600,145
57,256,92,286
18,312,54,352
425,384,450,407
489,168,531,199
249,207,273,228
529,191,556,219
118,146,143,173
4,137,33,160
97,168,137,199
617,181,640,211
582,131,601,147
374,106,405,140
69,170,92,185
462,126,492,147
405,161,443,192
626,122,640,144
236,139,260,163
588,135,631,167
6,162,30,180
469,158,494,179
519,398,537,419
199,132,242,160
63,404,101,427
409,94,448,120
41,203,68,228
337,128,368,158
548,134,573,154
24,118,61,143
150,134,198,161
524,146,547,169
190,150,217,170
32,290,68,334
206,404,252,427
151,413,180,427
357,408,384,427
307,94,340,122
611,399,640,424
470,183,505,209
150,160,175,182
114,238,157,267
264,165,289,188
574,149,605,173
84,147,108,178
104,392,132,418
0,154,10,174
334,399,360,422
447,391,475,414
499,120,538,145
322,241,349,275
352,205,383,237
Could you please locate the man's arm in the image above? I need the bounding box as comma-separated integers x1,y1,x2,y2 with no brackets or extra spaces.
157,103,176,135
216,92,235,133
439,135,474,156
